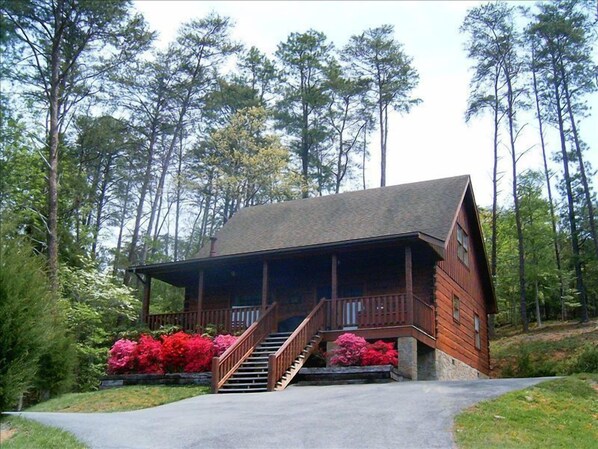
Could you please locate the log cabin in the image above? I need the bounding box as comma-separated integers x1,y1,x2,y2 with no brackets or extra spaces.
129,175,496,392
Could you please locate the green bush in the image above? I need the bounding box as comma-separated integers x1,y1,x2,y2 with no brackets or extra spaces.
0,236,73,410
571,345,598,374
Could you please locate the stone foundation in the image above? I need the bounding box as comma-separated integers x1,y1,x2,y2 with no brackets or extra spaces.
408,341,488,381
433,350,488,380
396,337,418,380
99,372,212,389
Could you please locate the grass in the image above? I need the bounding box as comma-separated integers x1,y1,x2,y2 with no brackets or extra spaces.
491,319,598,377
0,416,86,449
454,374,598,449
25,385,210,413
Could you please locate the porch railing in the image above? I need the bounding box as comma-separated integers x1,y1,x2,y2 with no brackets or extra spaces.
211,303,278,393
267,299,326,391
146,306,261,334
325,293,435,337
147,311,198,331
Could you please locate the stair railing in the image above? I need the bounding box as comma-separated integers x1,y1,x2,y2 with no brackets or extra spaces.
267,299,326,391
211,302,278,393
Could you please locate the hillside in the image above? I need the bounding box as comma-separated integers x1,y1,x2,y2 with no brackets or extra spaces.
490,319,598,378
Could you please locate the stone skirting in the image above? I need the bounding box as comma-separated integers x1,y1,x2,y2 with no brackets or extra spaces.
295,365,404,386
99,372,212,389
433,350,488,380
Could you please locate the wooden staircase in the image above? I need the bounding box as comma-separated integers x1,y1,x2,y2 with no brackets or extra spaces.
218,332,292,393
272,333,322,391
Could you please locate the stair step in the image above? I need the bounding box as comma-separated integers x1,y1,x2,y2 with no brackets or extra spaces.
219,388,268,393
227,373,268,382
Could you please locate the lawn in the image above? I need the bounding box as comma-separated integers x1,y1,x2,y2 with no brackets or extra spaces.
0,416,86,449
26,385,210,413
0,385,210,448
454,374,598,449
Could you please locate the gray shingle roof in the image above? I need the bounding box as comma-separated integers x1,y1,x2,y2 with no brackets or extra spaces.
195,175,470,259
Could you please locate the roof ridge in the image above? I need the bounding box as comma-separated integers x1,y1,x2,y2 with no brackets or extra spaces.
230,174,471,218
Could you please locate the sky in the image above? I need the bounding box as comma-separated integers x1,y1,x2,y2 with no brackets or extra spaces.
133,0,598,208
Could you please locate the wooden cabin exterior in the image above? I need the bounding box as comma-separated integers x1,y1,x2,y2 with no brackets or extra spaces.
130,175,496,391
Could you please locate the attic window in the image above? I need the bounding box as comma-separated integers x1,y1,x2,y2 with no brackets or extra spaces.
457,224,469,267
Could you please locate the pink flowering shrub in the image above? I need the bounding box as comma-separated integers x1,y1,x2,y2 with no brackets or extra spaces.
213,334,237,356
107,332,235,374
135,335,163,374
361,340,398,367
107,339,138,374
161,331,191,372
184,335,214,372
329,333,367,366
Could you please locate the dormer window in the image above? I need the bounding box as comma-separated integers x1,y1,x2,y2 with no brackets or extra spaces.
457,224,469,267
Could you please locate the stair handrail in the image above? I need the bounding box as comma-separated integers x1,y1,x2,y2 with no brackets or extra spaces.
212,302,278,393
267,299,326,391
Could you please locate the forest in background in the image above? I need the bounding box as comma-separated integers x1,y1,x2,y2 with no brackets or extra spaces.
0,0,596,408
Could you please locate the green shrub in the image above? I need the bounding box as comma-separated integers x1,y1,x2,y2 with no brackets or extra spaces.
571,345,598,374
0,236,73,410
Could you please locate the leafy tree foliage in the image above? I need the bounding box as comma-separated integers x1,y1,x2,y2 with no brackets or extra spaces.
343,25,420,187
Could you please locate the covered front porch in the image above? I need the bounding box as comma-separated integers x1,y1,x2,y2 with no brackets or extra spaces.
132,239,438,345
144,292,435,342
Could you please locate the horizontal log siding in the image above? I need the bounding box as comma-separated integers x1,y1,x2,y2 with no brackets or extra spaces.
435,201,490,375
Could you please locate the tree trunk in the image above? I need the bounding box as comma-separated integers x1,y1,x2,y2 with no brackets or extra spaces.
505,74,528,332
113,173,133,277
550,57,588,323
124,121,158,285
560,65,598,259
531,55,565,319
47,4,65,295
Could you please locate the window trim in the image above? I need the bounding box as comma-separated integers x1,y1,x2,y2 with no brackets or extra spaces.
457,223,469,267
474,314,481,350
452,294,460,323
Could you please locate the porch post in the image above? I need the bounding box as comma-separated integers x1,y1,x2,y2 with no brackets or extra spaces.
331,254,338,329
141,274,151,325
405,246,414,325
262,260,269,310
197,269,204,327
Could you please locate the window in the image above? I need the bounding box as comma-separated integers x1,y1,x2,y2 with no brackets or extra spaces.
452,295,460,322
457,224,469,267
474,314,481,350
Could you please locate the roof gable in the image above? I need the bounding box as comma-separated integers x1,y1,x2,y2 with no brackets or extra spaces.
196,175,471,259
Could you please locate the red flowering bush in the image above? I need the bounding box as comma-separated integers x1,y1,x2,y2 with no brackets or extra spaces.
135,335,163,374
329,333,367,366
107,339,138,374
185,335,214,372
161,331,191,372
213,334,237,356
361,340,398,367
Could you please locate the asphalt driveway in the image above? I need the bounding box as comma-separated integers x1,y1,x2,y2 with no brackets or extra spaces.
11,378,548,449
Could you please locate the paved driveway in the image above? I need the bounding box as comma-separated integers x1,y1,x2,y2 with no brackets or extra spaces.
12,378,548,449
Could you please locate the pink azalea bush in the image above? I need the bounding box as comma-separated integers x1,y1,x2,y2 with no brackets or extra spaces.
329,333,367,366
107,331,238,374
161,331,191,372
184,335,214,372
361,340,398,367
328,333,399,367
135,335,163,374
107,339,138,374
213,334,237,356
